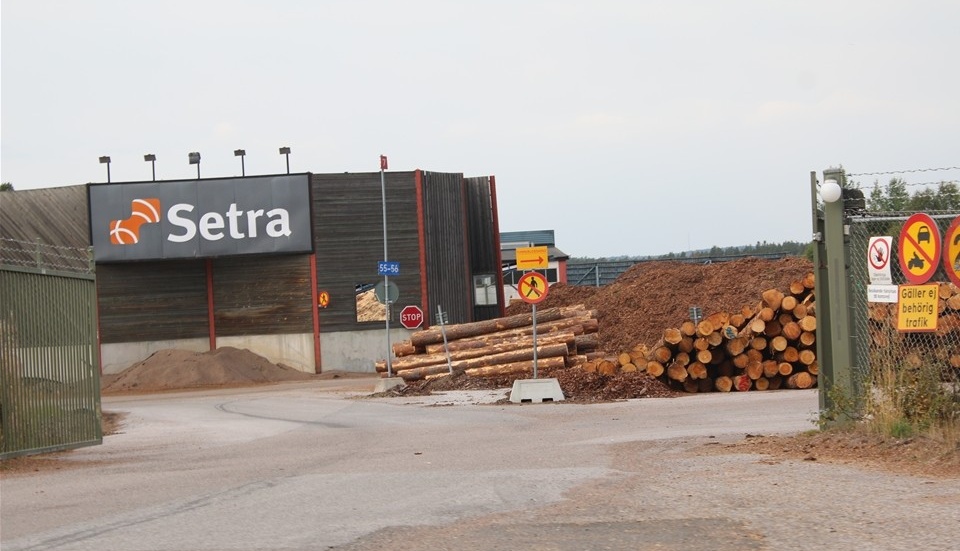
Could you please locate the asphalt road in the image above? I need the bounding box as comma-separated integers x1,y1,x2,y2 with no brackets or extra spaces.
2,380,958,551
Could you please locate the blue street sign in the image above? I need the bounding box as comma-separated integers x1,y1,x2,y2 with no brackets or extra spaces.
378,261,400,276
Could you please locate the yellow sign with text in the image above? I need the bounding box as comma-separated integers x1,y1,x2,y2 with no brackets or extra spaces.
897,284,939,332
516,246,549,270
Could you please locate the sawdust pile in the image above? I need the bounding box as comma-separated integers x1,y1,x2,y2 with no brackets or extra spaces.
101,347,315,394
507,257,814,353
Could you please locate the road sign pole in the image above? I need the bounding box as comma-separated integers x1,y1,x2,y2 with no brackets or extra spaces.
381,157,392,378
532,303,538,379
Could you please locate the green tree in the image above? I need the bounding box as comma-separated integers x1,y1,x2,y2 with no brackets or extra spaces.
0,182,13,191
885,178,910,211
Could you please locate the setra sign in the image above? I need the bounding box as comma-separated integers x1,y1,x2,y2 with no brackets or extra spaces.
88,175,313,262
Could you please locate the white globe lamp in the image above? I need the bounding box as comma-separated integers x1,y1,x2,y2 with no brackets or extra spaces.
820,179,842,203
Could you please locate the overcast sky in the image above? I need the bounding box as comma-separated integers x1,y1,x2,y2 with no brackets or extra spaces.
3,1,958,257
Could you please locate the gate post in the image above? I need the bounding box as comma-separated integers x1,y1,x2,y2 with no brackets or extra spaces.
812,168,860,423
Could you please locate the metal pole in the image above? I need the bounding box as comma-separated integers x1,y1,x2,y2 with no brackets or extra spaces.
438,305,453,375
381,164,392,378
241,157,245,177
285,154,290,174
106,164,111,183
196,163,200,180
532,303,538,379
151,161,156,181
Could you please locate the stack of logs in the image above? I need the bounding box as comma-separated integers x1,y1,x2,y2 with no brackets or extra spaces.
376,305,600,381
589,272,819,393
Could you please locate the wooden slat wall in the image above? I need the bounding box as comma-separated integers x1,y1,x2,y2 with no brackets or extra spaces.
422,171,472,325
97,261,208,343
212,255,313,336
464,176,500,322
311,172,422,333
0,186,90,248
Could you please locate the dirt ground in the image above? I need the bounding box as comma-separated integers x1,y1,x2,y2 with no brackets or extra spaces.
4,257,955,479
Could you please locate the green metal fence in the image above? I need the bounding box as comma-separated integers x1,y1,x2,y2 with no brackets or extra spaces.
1,238,101,459
847,210,960,403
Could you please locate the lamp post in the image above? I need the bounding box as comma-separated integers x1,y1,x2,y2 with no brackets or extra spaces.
144,154,156,181
279,146,291,174
188,152,201,179
99,156,111,183
234,149,246,177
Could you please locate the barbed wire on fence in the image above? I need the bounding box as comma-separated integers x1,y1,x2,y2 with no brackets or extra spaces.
0,237,93,273
847,166,960,177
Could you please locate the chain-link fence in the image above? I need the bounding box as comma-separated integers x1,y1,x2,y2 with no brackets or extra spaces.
846,209,960,422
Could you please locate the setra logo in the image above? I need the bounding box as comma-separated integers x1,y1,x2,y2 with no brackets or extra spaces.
109,198,162,245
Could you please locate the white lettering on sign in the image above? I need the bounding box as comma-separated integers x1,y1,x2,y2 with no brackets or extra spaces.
167,203,292,243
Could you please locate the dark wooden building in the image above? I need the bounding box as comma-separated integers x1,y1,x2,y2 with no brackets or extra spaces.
1,169,504,373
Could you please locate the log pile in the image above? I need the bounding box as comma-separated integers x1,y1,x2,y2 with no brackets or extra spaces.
376,305,600,381
867,281,960,373
589,272,820,393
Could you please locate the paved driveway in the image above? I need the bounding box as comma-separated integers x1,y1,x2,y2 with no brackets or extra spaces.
2,380,957,550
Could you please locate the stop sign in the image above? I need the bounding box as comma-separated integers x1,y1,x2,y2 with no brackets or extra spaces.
399,305,424,329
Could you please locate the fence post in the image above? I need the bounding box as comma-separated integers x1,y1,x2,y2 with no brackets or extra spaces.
814,167,860,423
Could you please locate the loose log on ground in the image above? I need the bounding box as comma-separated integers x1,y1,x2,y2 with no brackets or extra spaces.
687,361,708,380
762,289,785,310
733,374,753,391
664,327,683,345
799,315,817,332
464,356,566,378
786,371,815,389
422,316,595,354
646,361,666,377
782,321,802,341
667,361,688,382
762,360,779,378
379,332,577,372
597,359,618,376
392,342,420,357
396,342,570,380
410,307,567,347
745,360,763,380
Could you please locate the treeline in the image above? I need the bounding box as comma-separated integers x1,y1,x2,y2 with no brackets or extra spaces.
572,241,808,263
861,178,960,212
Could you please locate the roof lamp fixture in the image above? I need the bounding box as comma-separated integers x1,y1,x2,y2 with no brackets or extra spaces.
234,149,246,177
279,146,291,174
144,153,157,181
188,151,201,179
820,179,842,203
99,155,111,182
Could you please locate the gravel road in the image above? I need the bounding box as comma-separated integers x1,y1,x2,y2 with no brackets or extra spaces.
2,380,957,551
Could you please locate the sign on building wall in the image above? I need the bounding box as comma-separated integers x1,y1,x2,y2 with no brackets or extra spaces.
88,175,313,261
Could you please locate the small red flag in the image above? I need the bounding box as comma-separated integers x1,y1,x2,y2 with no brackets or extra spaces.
379,155,388,170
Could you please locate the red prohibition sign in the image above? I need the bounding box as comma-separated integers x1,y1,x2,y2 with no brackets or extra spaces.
517,271,549,305
898,213,941,284
944,215,960,287
868,239,889,270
